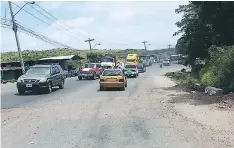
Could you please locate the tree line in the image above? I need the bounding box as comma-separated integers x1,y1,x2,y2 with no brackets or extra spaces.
174,1,234,64
174,1,234,92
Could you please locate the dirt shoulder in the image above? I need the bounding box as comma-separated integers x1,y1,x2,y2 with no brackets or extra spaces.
166,85,234,131
149,75,234,147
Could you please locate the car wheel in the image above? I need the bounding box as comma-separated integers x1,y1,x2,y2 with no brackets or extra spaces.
100,86,104,91
78,76,82,80
125,82,127,87
134,75,137,78
92,74,96,80
59,80,64,89
18,88,25,95
45,82,52,94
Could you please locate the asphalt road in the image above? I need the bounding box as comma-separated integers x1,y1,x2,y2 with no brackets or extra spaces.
1,63,182,109
2,63,195,148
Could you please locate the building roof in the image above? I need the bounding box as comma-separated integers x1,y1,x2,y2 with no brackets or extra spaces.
39,55,84,61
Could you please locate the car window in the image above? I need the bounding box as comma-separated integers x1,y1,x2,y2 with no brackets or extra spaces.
96,64,101,68
26,67,51,75
52,67,57,74
55,66,60,73
102,70,122,76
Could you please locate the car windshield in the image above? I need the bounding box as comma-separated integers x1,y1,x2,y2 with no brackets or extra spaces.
102,70,122,76
102,58,114,62
85,63,95,68
126,59,135,62
125,65,136,68
102,66,112,69
26,67,51,75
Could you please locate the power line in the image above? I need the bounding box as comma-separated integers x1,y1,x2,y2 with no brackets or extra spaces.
27,3,75,34
11,2,53,27
12,2,84,42
34,3,89,39
1,21,74,49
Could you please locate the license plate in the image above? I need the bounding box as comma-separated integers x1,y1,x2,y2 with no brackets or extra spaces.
107,79,116,82
26,84,32,87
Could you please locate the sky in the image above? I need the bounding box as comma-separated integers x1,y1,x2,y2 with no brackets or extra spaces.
0,1,188,52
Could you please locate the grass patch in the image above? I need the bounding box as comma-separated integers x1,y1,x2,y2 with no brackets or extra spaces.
165,71,199,87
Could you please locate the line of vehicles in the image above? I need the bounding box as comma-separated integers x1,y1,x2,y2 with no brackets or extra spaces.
16,53,157,94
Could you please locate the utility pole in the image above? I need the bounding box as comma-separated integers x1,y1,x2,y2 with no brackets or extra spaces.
142,41,148,50
85,38,95,50
8,1,25,74
167,44,172,49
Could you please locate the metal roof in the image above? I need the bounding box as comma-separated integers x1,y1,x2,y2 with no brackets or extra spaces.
39,55,75,60
39,55,84,61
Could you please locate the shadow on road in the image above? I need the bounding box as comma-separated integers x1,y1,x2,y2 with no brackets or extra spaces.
15,88,60,96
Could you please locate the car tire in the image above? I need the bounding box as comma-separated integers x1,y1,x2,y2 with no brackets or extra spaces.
78,76,82,80
134,75,137,78
59,80,64,89
92,74,96,80
100,86,104,91
45,82,52,94
125,82,127,87
18,88,25,95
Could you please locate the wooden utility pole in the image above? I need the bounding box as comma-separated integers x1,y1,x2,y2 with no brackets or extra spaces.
142,41,148,50
167,44,172,49
85,38,95,50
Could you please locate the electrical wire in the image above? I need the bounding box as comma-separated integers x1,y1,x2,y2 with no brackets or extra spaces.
34,3,89,38
26,2,83,41
1,21,74,49
12,2,55,28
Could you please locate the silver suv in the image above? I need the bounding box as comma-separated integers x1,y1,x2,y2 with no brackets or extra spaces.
17,64,65,94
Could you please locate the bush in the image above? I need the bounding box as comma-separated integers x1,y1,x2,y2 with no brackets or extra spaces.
201,71,216,86
166,71,198,87
200,46,234,93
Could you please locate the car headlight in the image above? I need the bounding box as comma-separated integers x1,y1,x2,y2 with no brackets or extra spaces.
38,78,47,82
17,77,23,83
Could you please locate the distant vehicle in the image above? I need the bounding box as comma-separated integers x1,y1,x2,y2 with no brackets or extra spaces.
70,67,79,77
78,63,103,80
126,54,139,65
163,59,171,66
16,64,65,94
139,56,146,67
137,63,146,73
117,62,125,70
145,55,151,67
123,64,139,78
99,69,127,91
101,54,117,69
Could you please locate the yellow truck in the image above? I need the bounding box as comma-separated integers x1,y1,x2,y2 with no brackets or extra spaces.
126,54,138,65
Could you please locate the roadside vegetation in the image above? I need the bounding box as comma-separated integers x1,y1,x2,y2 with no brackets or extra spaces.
173,2,234,93
0,48,171,67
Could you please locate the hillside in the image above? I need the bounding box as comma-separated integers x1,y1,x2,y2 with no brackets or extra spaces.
0,48,175,66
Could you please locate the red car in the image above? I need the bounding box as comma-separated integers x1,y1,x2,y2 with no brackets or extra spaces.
78,63,103,80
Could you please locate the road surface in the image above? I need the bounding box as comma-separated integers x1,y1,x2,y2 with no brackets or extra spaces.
2,64,229,148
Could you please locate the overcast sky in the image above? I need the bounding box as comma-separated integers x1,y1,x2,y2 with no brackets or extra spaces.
0,1,188,52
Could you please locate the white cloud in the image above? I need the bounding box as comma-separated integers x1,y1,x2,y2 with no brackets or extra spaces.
109,11,135,22
1,1,188,52
63,17,94,28
39,1,64,11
